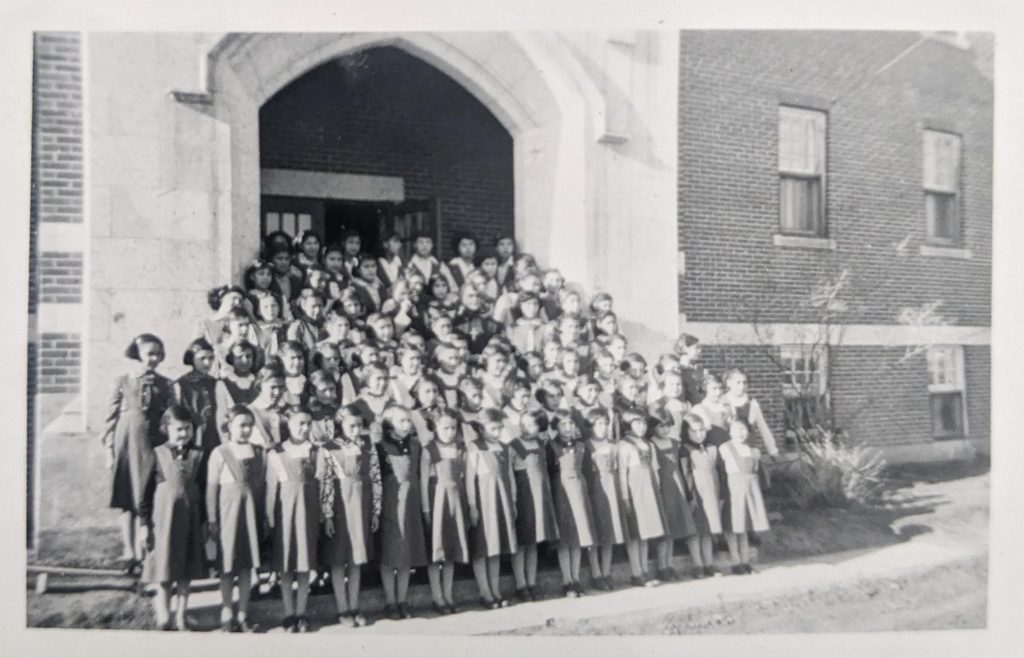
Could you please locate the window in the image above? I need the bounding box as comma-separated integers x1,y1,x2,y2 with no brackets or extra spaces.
779,344,828,437
927,346,967,439
779,107,827,236
923,130,962,245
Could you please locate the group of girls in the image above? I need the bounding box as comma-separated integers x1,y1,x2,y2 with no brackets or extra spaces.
101,228,780,632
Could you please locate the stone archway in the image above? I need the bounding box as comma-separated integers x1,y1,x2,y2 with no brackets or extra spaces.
201,32,592,290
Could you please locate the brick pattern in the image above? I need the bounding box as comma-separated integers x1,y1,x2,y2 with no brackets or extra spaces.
33,33,83,225
38,333,82,394
31,33,83,400
964,345,990,449
259,46,514,259
39,251,83,303
698,343,990,449
677,31,993,327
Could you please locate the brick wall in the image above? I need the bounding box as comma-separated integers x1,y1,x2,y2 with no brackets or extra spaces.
677,31,993,327
699,343,990,450
32,32,83,397
259,46,515,259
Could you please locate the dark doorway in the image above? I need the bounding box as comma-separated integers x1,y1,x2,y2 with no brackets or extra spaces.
324,200,391,255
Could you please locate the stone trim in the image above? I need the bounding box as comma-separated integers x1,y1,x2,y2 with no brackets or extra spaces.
772,233,837,250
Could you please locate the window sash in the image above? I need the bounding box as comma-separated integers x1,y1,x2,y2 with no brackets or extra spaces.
926,191,960,243
779,107,826,175
927,345,964,391
780,176,824,235
780,345,827,396
930,391,965,439
923,130,961,193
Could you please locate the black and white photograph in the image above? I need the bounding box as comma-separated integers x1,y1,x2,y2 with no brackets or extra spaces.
5,0,1022,652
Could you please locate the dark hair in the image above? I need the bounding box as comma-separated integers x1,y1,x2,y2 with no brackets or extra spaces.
160,404,196,435
182,337,214,367
263,230,294,257
256,360,286,386
243,259,274,291
451,232,478,253
474,249,499,268
221,404,255,434
224,340,260,369
207,285,246,311
517,290,540,306
675,333,700,351
479,408,506,425
125,333,165,361
521,408,549,433
283,405,313,422
341,228,362,242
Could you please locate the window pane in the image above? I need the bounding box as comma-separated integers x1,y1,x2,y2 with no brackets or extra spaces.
298,213,312,234
926,192,959,242
282,213,296,235
780,107,825,175
930,392,964,439
924,130,961,192
265,212,280,235
780,177,822,234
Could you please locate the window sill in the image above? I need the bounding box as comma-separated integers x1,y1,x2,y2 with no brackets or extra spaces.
919,244,972,259
773,234,836,251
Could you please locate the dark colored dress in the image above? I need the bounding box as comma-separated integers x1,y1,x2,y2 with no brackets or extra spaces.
423,441,471,563
585,439,628,545
214,375,259,441
176,371,219,497
206,444,266,574
105,371,175,512
467,439,518,558
652,438,698,539
510,438,559,544
320,438,374,566
547,438,596,548
267,444,321,572
377,436,429,568
618,437,666,541
140,444,206,583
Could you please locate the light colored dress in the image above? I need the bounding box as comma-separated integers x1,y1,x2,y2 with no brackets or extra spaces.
719,440,770,533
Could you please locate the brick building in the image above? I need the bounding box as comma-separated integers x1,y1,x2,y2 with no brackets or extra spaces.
27,31,990,536
676,31,992,461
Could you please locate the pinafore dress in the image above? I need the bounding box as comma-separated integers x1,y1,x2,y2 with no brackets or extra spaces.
652,439,699,539
141,445,206,583
106,372,174,513
378,437,429,568
685,443,723,535
267,444,321,573
468,439,518,558
510,438,559,544
585,439,628,545
424,441,471,563
206,444,265,574
721,442,770,534
320,438,374,566
547,439,596,548
619,437,667,541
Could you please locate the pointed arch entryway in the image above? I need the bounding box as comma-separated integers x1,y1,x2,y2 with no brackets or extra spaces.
196,32,593,289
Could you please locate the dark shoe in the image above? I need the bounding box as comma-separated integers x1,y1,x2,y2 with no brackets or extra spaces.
526,586,538,601
630,576,645,588
432,602,449,616
691,567,705,580
515,587,530,602
730,564,745,575
563,584,578,598
352,611,368,627
572,583,584,597
236,618,256,633
479,597,498,610
703,565,719,578
158,619,174,631
397,603,413,619
601,577,613,591
282,615,296,632
742,563,755,574
220,618,235,633
446,603,458,615
385,604,400,620
295,616,309,633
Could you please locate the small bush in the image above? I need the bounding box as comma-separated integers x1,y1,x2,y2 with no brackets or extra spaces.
769,426,887,510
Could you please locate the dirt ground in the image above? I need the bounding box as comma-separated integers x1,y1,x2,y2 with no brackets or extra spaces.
26,462,990,633
497,556,987,634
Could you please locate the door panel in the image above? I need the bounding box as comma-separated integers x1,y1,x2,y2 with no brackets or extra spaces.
383,198,441,261
261,196,326,241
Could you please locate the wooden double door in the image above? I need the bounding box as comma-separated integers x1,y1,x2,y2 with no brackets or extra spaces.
261,195,441,261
